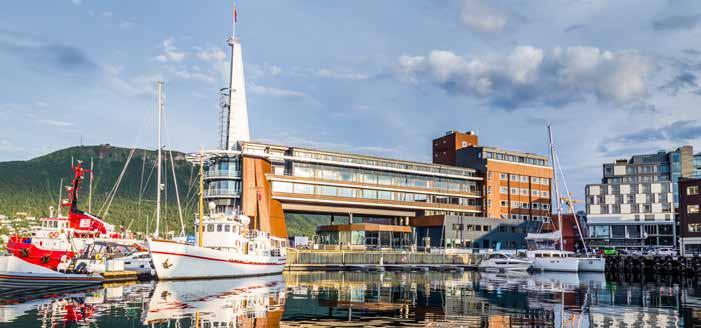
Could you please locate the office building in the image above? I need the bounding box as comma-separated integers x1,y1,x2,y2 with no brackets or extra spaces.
679,177,701,256
433,131,553,221
202,141,484,249
585,151,681,250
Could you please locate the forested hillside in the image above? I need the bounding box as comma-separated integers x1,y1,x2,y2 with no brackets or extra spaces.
0,145,322,237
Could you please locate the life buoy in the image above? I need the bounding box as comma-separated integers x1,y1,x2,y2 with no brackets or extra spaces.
41,255,51,264
95,254,102,261
19,248,30,257
48,232,58,238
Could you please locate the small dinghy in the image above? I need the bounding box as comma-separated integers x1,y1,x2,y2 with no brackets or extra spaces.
0,255,103,290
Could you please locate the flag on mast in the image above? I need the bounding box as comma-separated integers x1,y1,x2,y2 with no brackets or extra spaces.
234,5,237,23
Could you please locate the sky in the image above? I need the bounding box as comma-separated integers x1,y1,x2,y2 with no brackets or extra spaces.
2,0,701,202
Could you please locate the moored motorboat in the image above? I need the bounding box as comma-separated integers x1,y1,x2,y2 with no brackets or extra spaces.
0,255,103,290
478,253,532,272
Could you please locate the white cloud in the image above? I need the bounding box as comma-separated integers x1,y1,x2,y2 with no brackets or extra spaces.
103,65,162,97
174,68,216,84
249,84,308,98
118,21,135,29
40,119,73,127
154,38,186,63
460,0,509,32
316,68,369,80
196,47,226,62
396,45,655,109
0,139,22,152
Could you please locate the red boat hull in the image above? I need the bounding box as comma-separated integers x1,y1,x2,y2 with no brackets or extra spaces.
6,237,75,271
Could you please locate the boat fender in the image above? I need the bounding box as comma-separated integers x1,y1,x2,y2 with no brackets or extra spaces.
74,262,87,274
19,248,30,257
95,254,102,261
41,255,51,264
625,262,634,270
665,262,673,271
653,263,661,271
636,262,645,270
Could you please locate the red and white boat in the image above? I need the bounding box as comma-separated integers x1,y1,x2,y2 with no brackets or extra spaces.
7,162,138,270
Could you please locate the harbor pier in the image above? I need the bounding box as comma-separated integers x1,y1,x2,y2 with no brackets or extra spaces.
285,249,479,272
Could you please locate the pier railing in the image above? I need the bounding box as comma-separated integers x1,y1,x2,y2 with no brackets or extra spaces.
286,249,477,266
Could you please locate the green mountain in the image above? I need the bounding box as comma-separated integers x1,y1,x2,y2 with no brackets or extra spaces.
0,145,322,237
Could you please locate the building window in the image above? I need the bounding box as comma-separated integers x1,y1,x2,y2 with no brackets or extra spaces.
541,178,549,185
511,214,518,220
521,202,529,209
689,205,700,214
543,204,550,210
500,173,508,180
461,141,468,147
532,190,539,196
453,224,464,231
688,186,699,196
483,225,490,231
542,191,549,198
690,224,701,232
522,215,529,220
643,204,652,213
500,187,508,194
520,176,528,183
531,177,539,184
510,174,518,181
511,201,520,208
521,189,529,195
500,200,508,207
272,181,293,193
511,188,518,194
532,203,539,209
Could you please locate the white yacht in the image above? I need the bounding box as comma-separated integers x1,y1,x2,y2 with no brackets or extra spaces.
478,253,533,272
526,249,581,272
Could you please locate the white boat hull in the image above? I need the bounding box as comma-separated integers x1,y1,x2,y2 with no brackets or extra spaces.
147,239,285,280
0,256,103,290
532,257,580,272
578,257,606,272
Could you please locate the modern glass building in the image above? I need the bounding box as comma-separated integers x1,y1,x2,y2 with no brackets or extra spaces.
584,146,695,250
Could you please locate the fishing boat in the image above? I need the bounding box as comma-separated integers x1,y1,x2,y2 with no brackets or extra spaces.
478,253,532,272
147,145,285,279
6,162,138,270
0,255,103,290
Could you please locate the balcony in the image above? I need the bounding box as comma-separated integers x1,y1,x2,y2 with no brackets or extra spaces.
204,189,241,198
204,169,241,180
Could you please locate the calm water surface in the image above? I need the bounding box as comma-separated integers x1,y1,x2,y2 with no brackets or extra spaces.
1,271,700,327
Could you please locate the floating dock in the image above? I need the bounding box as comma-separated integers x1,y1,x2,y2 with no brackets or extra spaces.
605,255,701,274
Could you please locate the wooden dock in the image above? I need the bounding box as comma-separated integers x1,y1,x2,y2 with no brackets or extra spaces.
285,249,479,272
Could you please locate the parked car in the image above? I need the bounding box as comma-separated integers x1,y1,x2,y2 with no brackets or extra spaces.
649,248,677,257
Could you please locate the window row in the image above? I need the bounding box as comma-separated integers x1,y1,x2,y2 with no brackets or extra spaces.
293,162,479,193
603,175,670,185
272,181,480,207
499,186,550,198
688,186,699,196
498,173,549,185
587,193,670,205
294,150,476,177
499,200,550,210
587,183,672,195
500,214,551,221
589,203,673,214
589,224,674,238
484,151,547,166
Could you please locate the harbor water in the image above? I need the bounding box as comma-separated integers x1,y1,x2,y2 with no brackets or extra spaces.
1,271,700,327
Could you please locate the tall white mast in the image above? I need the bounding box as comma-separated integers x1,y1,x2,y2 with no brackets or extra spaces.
225,1,250,150
548,125,564,251
155,81,164,238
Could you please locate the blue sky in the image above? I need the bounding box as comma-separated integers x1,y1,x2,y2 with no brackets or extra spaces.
2,0,701,201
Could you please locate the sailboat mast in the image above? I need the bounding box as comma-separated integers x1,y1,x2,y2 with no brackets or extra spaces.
88,157,94,213
198,149,205,247
548,125,564,251
57,178,63,217
155,81,164,238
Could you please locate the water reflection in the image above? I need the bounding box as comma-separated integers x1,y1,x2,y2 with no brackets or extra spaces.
0,271,700,327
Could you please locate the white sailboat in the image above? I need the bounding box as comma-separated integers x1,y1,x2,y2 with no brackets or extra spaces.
526,125,605,272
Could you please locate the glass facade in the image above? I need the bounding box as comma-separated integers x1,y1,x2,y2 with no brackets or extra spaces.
292,149,476,178
291,162,479,194
483,151,547,166
272,181,480,208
